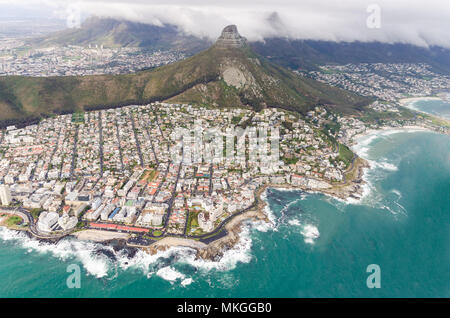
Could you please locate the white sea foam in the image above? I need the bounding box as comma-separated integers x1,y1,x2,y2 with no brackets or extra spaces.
156,266,186,282
181,278,193,287
0,226,25,241
374,160,398,171
0,227,111,278
0,211,264,282
259,188,268,201
351,127,434,161
279,198,301,222
252,218,274,232
389,189,407,216
287,219,301,226
117,245,190,274
180,223,254,272
284,218,320,245
352,134,379,158
300,224,320,245
391,189,402,198
105,220,257,277
261,190,278,231
345,128,418,208
337,130,411,216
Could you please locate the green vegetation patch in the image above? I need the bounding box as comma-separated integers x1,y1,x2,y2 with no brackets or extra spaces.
282,156,299,165
231,115,243,125
71,112,85,123
337,143,354,168
186,211,200,234
30,208,44,220
6,215,23,227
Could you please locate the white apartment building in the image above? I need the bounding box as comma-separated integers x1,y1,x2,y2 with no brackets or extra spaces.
0,184,12,206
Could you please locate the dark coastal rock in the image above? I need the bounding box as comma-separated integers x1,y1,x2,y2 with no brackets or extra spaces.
195,225,243,261
96,239,139,260
94,247,117,261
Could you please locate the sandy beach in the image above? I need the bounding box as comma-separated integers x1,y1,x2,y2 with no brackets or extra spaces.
72,229,130,242
398,96,442,106
348,125,438,147
397,96,450,123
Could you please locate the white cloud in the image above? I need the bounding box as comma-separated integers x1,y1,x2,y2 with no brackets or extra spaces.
1,0,449,48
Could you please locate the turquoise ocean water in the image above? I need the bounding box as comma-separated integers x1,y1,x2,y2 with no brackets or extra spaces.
0,105,449,298
406,98,450,119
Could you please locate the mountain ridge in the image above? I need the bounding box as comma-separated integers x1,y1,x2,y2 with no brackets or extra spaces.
250,38,450,74
29,17,450,75
29,16,211,54
0,25,370,127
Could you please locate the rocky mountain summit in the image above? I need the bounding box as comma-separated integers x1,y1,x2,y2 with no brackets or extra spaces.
215,25,247,48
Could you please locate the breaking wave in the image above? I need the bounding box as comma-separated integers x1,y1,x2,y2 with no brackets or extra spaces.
0,214,270,285
300,224,320,244
286,219,320,245
0,127,427,284
0,227,112,278
344,128,423,216
156,266,187,283
373,159,398,172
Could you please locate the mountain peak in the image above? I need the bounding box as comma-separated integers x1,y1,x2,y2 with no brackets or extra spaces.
215,25,247,48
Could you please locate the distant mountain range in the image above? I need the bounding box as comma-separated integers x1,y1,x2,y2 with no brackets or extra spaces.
29,17,450,74
29,16,211,54
0,25,369,127
251,39,450,74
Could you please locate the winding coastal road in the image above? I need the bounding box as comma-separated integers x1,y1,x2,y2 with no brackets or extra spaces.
0,207,70,239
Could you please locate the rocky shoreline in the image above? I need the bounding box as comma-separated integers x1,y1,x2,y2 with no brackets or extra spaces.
73,124,445,263
141,156,369,261
1,152,369,263
9,123,442,263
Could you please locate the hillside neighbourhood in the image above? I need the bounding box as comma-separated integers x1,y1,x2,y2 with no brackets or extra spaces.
0,43,185,76
0,103,348,237
0,38,449,243
0,89,447,241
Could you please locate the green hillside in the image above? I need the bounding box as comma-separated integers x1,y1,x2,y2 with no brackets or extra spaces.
0,26,371,127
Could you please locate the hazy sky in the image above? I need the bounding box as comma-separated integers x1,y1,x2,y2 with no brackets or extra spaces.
1,0,449,48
